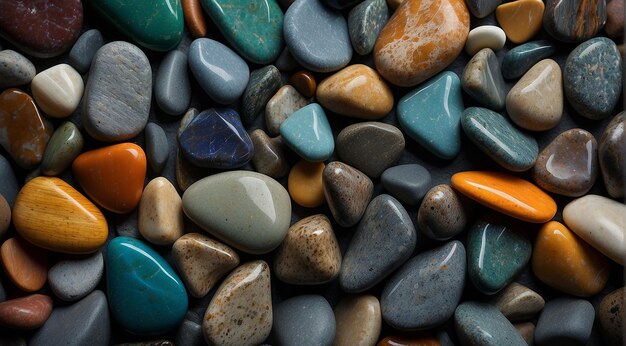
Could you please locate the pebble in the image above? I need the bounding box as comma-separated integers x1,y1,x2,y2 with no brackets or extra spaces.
348,0,389,55
0,0,82,57
31,64,83,118
182,171,291,254
333,295,381,346
495,0,545,44
83,41,152,142
374,0,469,86
0,294,53,329
455,301,527,346
323,161,374,228
543,0,607,42
172,233,239,298
0,195,9,238
534,298,595,345
382,241,466,330
490,282,545,322
288,160,326,208
154,50,190,116
0,88,53,169
188,38,250,104
250,129,289,179
317,64,394,120
201,0,284,64
179,108,253,169
462,49,507,111
599,112,625,198
532,128,598,197
0,50,36,89
175,318,204,346
177,108,198,140
563,194,626,265
279,103,335,162
465,26,507,56
378,336,440,346
241,65,282,125
397,71,464,159
265,85,309,136
605,0,624,37
532,221,609,297
502,40,557,79
275,47,299,72
461,107,538,171
289,70,317,99
145,123,169,173
175,149,209,192
48,252,104,302
340,194,416,293
40,121,83,178
106,236,187,335
515,322,536,345
465,0,502,18
451,171,557,223
203,260,272,345
283,0,352,72
273,295,336,346
418,184,468,241
0,237,48,292
72,143,147,214
138,177,184,245
564,37,622,120
381,164,431,206
274,214,341,285
12,177,108,254
181,0,207,38
68,29,105,73
598,287,625,345
29,290,110,346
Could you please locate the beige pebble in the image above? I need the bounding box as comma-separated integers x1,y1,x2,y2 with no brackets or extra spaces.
31,64,84,118
333,295,381,346
138,177,184,245
490,282,545,322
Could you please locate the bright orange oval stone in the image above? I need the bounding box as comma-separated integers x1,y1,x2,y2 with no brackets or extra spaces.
288,160,325,208
450,171,556,223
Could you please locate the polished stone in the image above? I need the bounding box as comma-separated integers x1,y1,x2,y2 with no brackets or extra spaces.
496,0,545,44
0,294,52,330
48,252,103,302
154,50,190,116
543,0,607,42
138,177,184,245
250,129,289,179
490,282,545,322
1,237,48,293
31,64,83,118
333,295,381,346
606,0,624,37
182,0,207,38
41,121,84,176
418,184,468,241
288,160,326,208
68,29,105,73
265,85,309,136
462,48,507,111
381,164,431,205
599,112,625,198
273,295,336,346
534,298,595,345
289,70,317,98
455,302,527,346
323,161,373,228
0,50,36,89
502,40,556,79
465,25,506,56
145,123,169,173
279,103,335,162
348,0,389,55
241,65,282,125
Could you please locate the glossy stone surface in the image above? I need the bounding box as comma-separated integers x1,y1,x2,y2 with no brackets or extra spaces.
145,123,169,173
182,171,291,254
48,252,103,302
382,241,465,330
340,194,416,293
250,129,289,179
323,161,374,228
496,0,545,44
284,0,352,72
381,164,431,206
534,298,595,345
418,184,468,241
279,103,335,162
273,295,336,346
599,112,625,198
397,71,464,159
455,302,527,346
462,49,506,111
289,70,317,98
138,177,183,245
31,64,83,118
68,29,104,73
0,50,36,89
605,0,624,37
598,287,625,345
242,65,282,125
182,0,207,37
0,294,52,329
461,107,538,172
466,0,502,18
334,295,381,346
1,237,48,292
543,0,607,42
490,282,545,322
288,160,326,208
348,0,389,55
154,50,190,116
106,236,188,335
465,26,506,56
41,121,84,176
265,85,309,136
502,40,557,79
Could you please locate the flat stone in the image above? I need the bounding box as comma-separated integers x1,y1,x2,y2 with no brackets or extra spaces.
0,50,35,88
502,40,557,79
465,0,502,18
515,322,535,345
564,37,622,120
496,0,545,44
155,50,190,116
106,236,188,335
0,0,82,57
241,65,282,125
175,318,204,346
68,29,105,73
172,233,239,298
182,0,207,38
279,103,335,162
599,112,625,198
0,294,52,329
182,171,291,254
532,128,598,197
0,88,53,169
348,0,389,55
275,47,299,72
598,287,625,345
12,177,108,254
31,64,83,118
563,194,626,265
462,49,507,111
543,0,607,42
381,164,431,205
179,108,253,169
265,85,309,136
250,129,289,179
462,107,538,171
605,0,624,37
333,295,381,346
288,160,326,208
397,71,464,159
138,177,184,246
340,194,416,293
531,221,609,297
0,195,9,238
203,261,272,345
83,41,152,142
41,121,84,176
273,295,336,346
145,123,169,173
200,0,284,64
382,241,466,330
418,184,468,241
284,0,352,72
48,252,104,302
0,237,48,292
490,283,545,322
374,0,469,87
465,26,506,56
289,70,317,98
189,38,250,104
535,298,595,345
455,302,527,346
323,161,373,228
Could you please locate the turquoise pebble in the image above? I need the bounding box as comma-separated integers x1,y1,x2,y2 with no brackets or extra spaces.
279,103,335,162
348,0,389,56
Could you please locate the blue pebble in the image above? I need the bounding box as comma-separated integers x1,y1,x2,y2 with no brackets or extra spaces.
501,40,556,79
279,103,334,161
348,0,388,55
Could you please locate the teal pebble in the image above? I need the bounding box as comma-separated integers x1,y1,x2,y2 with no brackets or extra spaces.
348,0,389,56
279,103,335,162
501,40,556,79
455,301,528,346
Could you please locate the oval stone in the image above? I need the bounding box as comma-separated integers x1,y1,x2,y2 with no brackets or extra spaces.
381,164,432,206
0,294,53,330
154,50,190,116
41,121,84,176
48,252,104,302
455,302,527,346
1,237,48,292
145,122,169,174
502,40,556,79
68,29,105,74
418,184,468,241
138,177,184,246
465,25,506,56
599,112,625,199
495,0,544,44
273,295,336,346
0,50,36,89
490,282,545,322
323,161,374,228
534,298,595,346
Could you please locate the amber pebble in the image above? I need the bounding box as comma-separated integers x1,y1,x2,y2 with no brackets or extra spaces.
496,0,545,44
288,160,326,208
377,335,440,346
0,294,53,329
289,70,317,98
0,237,48,292
181,0,207,38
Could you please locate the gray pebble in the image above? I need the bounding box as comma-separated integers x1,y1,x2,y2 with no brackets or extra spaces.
348,0,389,55
0,50,36,89
175,319,204,346
381,164,431,205
418,184,468,241
241,65,282,126
48,252,103,302
273,295,336,346
155,50,190,116
145,122,169,173
455,301,527,346
0,154,19,206
535,298,595,346
41,121,84,176
68,29,105,73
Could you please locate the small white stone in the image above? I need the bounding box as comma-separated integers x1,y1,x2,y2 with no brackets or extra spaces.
31,63,84,118
465,25,507,56
138,177,184,245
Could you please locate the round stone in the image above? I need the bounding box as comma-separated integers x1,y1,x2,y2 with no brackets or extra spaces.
48,252,104,302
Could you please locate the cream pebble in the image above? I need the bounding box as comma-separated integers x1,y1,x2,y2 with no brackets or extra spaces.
31,64,84,118
465,25,507,56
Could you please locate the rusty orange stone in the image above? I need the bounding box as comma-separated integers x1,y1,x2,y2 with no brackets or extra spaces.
496,0,545,44
377,335,441,346
0,237,48,292
72,143,146,214
289,70,317,98
288,160,325,208
0,88,53,169
451,171,556,223
532,221,610,297
182,0,207,38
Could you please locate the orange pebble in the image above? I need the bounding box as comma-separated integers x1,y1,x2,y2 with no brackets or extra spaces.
532,221,609,297
378,335,440,346
496,0,545,44
182,0,207,38
289,70,317,98
450,171,556,223
288,160,325,208
0,237,48,292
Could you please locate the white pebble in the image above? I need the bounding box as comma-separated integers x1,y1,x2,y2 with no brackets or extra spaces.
465,25,507,56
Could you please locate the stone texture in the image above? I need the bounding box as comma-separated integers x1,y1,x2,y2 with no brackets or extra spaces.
465,0,502,18
68,29,105,73
462,48,507,111
288,160,326,208
0,294,52,329
502,40,556,79
543,0,607,42
496,0,545,44
0,195,9,239
465,25,506,56
0,50,35,89
250,129,289,179
265,85,309,136
490,283,545,322
599,112,625,199
279,103,335,162
241,65,282,125
323,161,374,228
534,298,595,345
31,64,83,118
598,287,625,345
145,123,169,173
155,50,190,116
455,302,527,346
48,252,103,302
138,177,184,246
418,184,468,241
381,164,431,205
605,0,624,37
0,237,48,292
333,295,381,346
41,121,84,176
348,0,389,55
273,295,336,346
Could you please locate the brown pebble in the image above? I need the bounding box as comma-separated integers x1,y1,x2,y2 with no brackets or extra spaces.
0,294,53,329
181,0,207,38
289,70,316,98
0,237,48,292
490,282,545,322
514,322,535,345
598,287,625,345
418,184,469,241
323,161,374,228
605,0,624,37
0,194,10,238
249,129,290,179
333,295,381,346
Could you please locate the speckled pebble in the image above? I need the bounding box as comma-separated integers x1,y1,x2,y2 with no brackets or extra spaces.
534,298,595,346
0,50,36,89
348,0,389,55
48,252,103,302
418,184,468,241
145,123,169,173
273,295,336,346
323,161,374,228
455,301,527,346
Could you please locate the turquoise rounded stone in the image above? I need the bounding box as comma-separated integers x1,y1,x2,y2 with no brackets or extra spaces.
279,103,335,162
106,236,188,335
502,40,556,79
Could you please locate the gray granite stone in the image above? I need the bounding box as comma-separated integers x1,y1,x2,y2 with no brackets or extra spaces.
348,0,388,55
535,298,595,346
68,29,105,73
155,50,190,116
48,252,104,302
273,295,336,346
455,301,527,346
0,49,35,89
145,122,169,173
381,164,432,205
241,65,282,126
462,48,507,111
0,154,19,207
41,121,84,176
